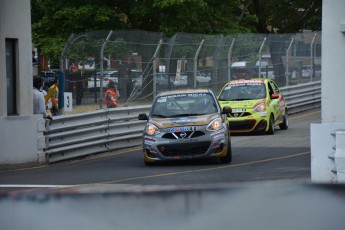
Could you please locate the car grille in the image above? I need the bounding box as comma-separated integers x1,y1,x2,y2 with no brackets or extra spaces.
162,131,205,139
227,112,252,118
158,141,211,157
229,120,256,131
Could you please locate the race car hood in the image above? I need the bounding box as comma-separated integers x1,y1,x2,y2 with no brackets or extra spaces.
150,113,220,128
219,99,264,109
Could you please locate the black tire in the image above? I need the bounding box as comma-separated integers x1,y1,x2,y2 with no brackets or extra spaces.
279,109,289,130
266,114,275,135
144,159,154,166
220,137,232,164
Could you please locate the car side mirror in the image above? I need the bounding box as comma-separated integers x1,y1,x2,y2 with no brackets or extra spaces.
270,93,279,99
222,106,232,114
138,113,148,120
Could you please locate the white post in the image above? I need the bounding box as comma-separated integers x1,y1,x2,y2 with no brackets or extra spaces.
310,32,317,82
194,39,204,88
60,34,75,72
152,39,163,98
228,38,236,81
285,37,294,86
100,30,113,109
258,36,267,78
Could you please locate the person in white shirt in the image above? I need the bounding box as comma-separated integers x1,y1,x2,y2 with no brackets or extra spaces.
33,75,51,119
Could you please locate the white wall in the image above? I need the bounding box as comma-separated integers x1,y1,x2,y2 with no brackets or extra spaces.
0,116,46,164
311,0,345,183
321,0,345,123
0,0,44,164
0,0,33,116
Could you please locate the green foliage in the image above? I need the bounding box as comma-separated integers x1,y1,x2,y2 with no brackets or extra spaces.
105,38,129,60
247,0,322,33
31,0,321,63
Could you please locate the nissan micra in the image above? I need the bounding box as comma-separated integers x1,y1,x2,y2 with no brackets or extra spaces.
218,78,288,134
138,89,232,165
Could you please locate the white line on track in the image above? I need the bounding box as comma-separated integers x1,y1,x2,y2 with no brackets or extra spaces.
0,184,69,188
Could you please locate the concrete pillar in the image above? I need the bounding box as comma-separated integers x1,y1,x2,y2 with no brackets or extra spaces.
311,0,345,183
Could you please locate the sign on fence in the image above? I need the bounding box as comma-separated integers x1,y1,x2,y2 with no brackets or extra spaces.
64,92,73,112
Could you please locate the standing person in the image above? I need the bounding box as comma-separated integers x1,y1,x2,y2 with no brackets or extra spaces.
104,80,118,108
48,82,59,116
33,75,51,119
44,75,59,116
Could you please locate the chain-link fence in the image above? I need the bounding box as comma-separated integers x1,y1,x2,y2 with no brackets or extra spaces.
54,30,321,113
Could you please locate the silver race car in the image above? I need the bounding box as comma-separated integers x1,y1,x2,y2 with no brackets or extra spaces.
138,89,232,165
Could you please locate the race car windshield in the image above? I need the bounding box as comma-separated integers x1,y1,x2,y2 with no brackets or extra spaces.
219,84,266,101
151,93,218,117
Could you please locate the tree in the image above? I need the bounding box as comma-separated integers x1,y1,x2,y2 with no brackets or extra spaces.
245,0,322,85
31,0,321,76
31,0,127,65
252,0,322,33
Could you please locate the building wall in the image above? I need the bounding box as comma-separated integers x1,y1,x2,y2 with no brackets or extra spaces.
0,0,44,164
311,0,345,183
321,0,345,123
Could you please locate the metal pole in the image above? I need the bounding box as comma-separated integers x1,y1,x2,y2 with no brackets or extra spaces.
310,32,317,82
152,39,163,99
285,37,294,86
194,39,204,88
228,38,236,81
100,30,113,109
258,37,267,78
60,34,75,72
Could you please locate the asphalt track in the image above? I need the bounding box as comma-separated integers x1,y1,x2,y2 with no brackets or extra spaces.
2,109,345,230
0,108,320,190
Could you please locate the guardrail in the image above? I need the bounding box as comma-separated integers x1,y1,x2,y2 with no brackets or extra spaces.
280,81,321,114
45,106,150,163
45,81,321,163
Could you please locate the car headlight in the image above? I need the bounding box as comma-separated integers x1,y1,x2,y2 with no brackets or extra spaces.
253,102,266,112
146,123,160,136
206,118,223,131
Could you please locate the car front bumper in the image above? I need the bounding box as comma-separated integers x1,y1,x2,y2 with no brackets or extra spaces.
142,128,229,162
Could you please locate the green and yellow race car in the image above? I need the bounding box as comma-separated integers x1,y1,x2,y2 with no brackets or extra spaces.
218,78,288,135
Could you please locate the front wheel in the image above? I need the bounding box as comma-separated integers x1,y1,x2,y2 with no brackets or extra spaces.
266,115,275,135
279,109,289,130
144,159,155,166
220,137,232,164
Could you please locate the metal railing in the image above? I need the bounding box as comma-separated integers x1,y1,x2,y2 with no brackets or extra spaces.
280,81,321,114
45,81,321,163
45,106,150,163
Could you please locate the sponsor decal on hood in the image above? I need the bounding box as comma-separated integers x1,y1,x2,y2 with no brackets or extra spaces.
219,99,263,109
150,113,219,128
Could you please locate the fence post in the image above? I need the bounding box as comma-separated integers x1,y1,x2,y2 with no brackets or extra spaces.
100,30,113,109
60,34,75,72
152,39,163,98
310,32,317,82
227,38,236,81
258,36,267,78
193,39,204,88
285,37,294,86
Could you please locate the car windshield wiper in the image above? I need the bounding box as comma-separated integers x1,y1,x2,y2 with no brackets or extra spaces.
239,98,256,100
229,98,247,101
219,98,246,101
151,114,167,118
170,113,200,117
